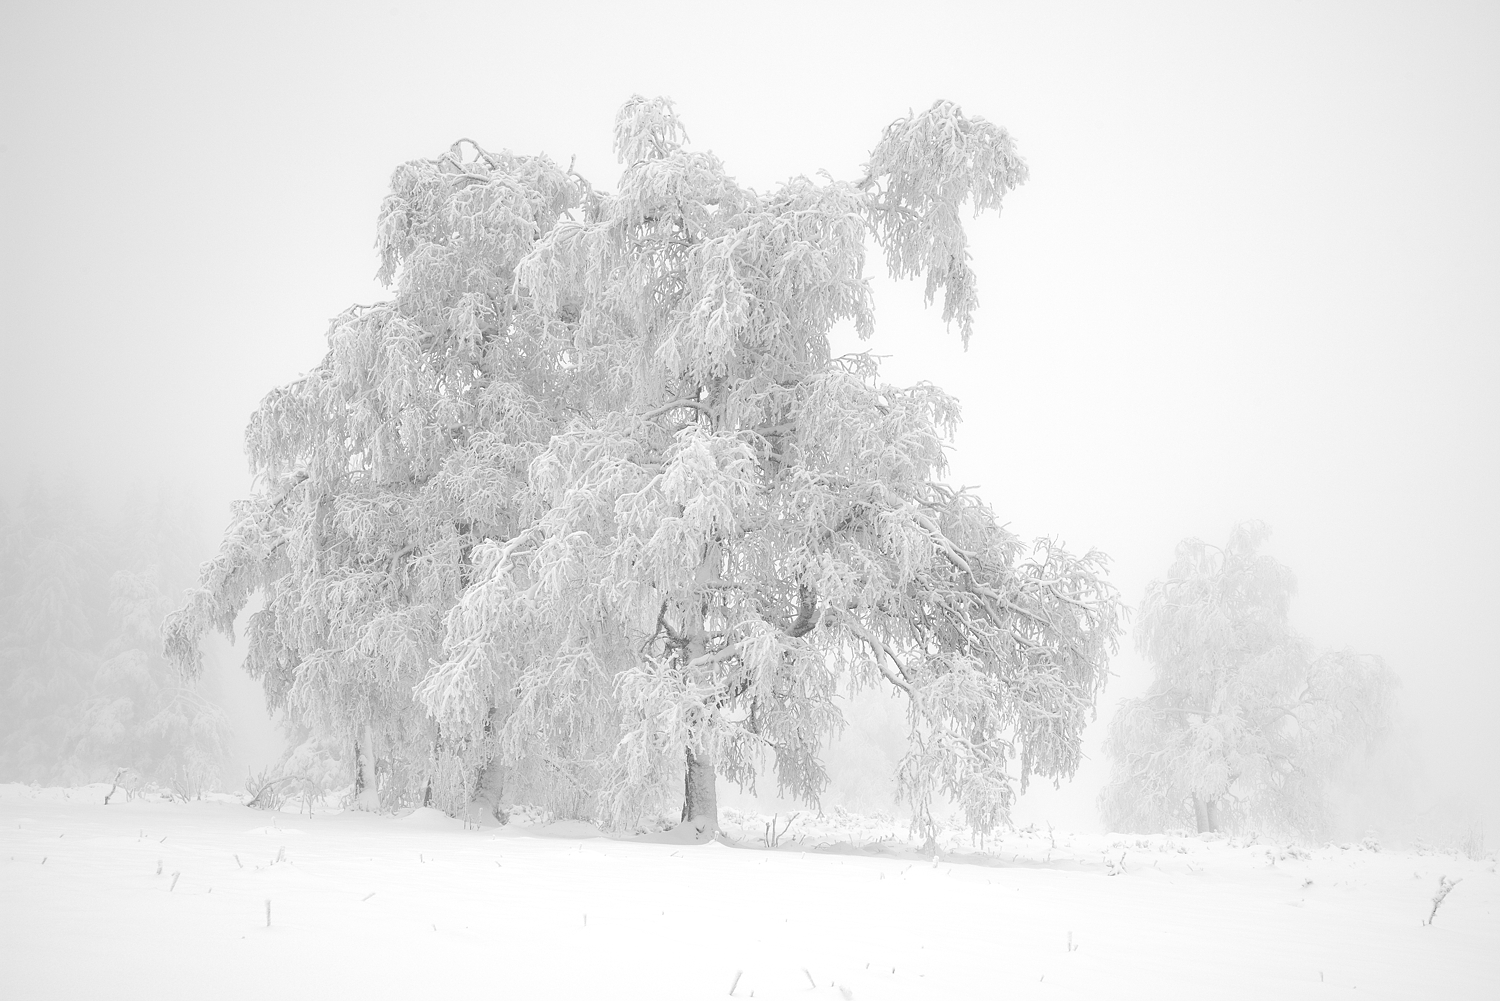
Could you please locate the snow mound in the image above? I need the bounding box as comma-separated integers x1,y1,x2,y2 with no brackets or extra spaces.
625,816,728,845
1,782,109,803
530,819,605,839
394,807,461,828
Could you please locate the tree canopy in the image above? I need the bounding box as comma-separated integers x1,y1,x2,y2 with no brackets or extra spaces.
167,96,1124,836
1100,522,1395,837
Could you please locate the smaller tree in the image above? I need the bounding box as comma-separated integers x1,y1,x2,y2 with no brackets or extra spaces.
1100,523,1394,837
74,567,230,797
0,478,230,790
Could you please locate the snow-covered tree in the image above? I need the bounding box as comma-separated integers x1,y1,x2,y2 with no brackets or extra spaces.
168,97,1124,835
164,134,586,811
0,479,229,788
74,566,230,796
1100,523,1395,837
0,487,99,779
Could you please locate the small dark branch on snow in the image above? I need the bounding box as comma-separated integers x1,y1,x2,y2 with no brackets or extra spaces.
1425,875,1462,925
104,768,127,805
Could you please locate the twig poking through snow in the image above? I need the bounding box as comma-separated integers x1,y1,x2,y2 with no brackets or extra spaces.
729,970,742,995
764,813,798,848
104,768,126,805
265,899,271,927
803,969,817,989
1425,875,1462,925
234,854,242,868
170,872,180,892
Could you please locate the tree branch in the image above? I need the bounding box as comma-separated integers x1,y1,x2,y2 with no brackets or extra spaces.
640,397,708,422
838,615,913,694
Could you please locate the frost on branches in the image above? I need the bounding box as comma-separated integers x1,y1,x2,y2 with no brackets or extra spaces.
167,97,1123,836
1100,523,1395,838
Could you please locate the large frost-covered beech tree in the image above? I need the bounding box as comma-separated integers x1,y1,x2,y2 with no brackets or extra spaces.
1099,523,1395,837
168,97,1123,835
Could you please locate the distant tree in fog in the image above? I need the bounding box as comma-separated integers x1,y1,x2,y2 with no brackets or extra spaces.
168,96,1124,838
1100,522,1394,837
72,566,229,795
0,489,98,777
0,480,228,790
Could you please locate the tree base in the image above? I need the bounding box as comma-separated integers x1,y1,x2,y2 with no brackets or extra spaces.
681,748,719,835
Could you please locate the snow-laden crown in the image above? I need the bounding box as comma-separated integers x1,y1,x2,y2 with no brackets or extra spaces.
166,97,1120,836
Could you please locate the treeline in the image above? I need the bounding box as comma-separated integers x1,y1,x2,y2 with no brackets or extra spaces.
0,476,229,793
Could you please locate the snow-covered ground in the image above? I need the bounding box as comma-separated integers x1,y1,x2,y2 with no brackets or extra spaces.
2,784,1495,999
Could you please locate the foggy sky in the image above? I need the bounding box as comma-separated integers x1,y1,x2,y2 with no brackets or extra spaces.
3,1,1496,827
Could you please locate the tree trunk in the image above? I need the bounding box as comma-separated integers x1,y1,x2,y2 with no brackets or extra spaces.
466,755,506,825
681,747,719,838
678,525,723,841
353,726,380,812
1205,797,1223,834
1192,793,1210,834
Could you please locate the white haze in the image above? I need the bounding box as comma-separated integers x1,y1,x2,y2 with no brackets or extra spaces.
2,1,1495,834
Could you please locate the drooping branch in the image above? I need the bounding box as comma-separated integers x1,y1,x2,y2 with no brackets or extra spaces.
835,613,914,695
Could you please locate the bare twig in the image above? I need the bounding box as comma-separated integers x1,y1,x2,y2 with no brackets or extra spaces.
1425,875,1462,925
245,768,302,811
104,768,127,805
764,813,799,848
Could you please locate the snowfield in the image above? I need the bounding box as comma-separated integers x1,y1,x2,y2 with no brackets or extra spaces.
1,784,1495,1000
